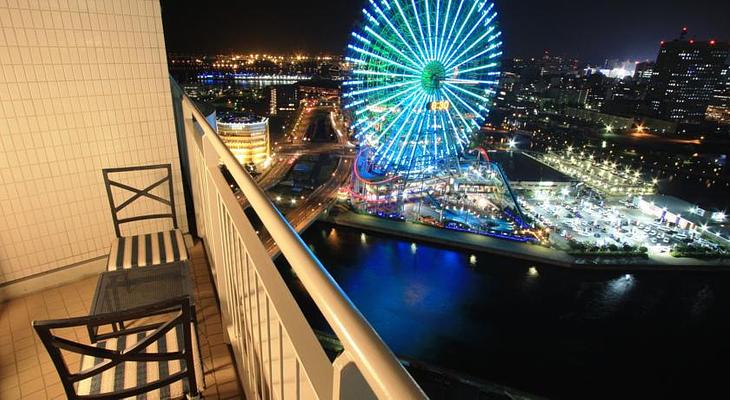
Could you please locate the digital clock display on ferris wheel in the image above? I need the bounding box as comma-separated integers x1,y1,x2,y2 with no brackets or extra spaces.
344,0,503,174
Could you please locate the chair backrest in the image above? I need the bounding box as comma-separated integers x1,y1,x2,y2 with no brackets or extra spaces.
33,296,199,400
102,164,178,237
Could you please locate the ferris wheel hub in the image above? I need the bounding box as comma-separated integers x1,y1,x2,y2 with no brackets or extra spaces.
420,61,446,94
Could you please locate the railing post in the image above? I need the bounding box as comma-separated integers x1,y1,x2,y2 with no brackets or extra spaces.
333,352,377,400
201,136,233,347
181,99,207,240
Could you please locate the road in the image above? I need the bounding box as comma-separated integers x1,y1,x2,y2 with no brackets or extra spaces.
237,103,351,206
228,100,353,256
262,104,353,255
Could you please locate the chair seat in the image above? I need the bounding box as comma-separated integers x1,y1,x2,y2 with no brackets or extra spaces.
108,230,188,271
77,324,203,399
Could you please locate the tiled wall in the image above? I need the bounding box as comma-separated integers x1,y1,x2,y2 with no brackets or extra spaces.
0,0,187,284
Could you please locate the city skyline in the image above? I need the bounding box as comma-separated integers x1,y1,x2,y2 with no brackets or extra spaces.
161,0,730,63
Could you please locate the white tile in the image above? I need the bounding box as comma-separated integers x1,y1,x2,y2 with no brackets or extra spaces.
0,0,186,284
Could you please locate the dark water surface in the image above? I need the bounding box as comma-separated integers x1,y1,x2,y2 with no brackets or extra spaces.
278,222,730,399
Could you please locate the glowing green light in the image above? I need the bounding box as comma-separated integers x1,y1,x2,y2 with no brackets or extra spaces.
420,61,446,94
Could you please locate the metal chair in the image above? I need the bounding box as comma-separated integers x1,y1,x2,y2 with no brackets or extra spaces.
102,164,189,271
33,296,203,400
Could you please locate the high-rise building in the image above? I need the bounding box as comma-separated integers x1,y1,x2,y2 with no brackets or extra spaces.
712,66,730,107
646,35,730,123
634,61,655,81
216,113,270,166
270,87,278,115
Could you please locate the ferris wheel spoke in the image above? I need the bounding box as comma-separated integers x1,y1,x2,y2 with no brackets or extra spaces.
445,78,498,85
379,94,428,167
362,26,423,69
392,0,430,64
360,91,421,139
443,103,468,151
424,0,433,59
353,91,413,131
376,115,413,167
353,69,420,79
410,0,431,60
445,25,497,70
404,117,427,172
443,86,485,123
376,92,426,155
441,88,480,134
438,0,465,62
444,4,494,62
347,45,422,75
373,90,424,141
443,82,491,103
365,3,427,67
434,0,440,61
439,0,480,64
354,84,421,118
441,3,494,65
454,61,499,75
393,107,425,169
355,87,422,136
446,38,503,73
442,11,495,67
435,0,451,62
345,78,419,98
438,111,457,155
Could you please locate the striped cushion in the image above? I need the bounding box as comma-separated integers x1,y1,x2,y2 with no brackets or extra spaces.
107,230,188,271
76,324,203,399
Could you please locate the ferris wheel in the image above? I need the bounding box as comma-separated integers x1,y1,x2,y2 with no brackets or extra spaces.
345,0,503,176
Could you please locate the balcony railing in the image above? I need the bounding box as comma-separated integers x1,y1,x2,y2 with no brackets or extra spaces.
173,82,427,400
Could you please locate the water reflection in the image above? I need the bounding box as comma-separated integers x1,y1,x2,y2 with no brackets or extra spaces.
281,223,730,399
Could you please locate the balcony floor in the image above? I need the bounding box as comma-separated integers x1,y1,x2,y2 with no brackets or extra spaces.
0,242,243,400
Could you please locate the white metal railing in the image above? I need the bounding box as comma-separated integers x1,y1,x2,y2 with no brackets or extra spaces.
178,93,427,400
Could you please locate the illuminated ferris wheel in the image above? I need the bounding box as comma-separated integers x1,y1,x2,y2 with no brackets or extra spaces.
345,0,503,176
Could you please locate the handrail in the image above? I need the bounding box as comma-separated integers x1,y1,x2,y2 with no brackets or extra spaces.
179,93,427,399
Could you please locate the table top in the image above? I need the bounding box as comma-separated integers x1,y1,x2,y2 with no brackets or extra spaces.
90,261,193,316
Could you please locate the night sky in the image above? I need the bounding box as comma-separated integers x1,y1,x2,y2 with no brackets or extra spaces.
161,0,730,64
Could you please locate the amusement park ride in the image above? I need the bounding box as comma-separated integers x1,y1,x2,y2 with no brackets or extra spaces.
343,0,531,238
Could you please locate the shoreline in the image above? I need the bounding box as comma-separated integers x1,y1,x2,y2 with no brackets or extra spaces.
320,210,730,272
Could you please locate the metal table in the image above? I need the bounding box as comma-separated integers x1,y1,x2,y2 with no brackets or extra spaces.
88,261,194,342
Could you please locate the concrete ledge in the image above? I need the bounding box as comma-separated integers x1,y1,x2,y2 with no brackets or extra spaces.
322,211,573,267
322,211,730,272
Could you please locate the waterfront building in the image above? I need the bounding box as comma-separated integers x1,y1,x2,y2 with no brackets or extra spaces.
216,113,270,166
646,34,730,123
